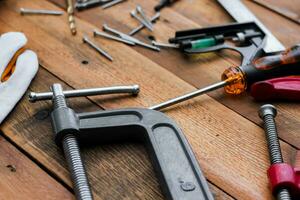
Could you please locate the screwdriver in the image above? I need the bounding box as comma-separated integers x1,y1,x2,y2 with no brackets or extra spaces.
150,44,300,110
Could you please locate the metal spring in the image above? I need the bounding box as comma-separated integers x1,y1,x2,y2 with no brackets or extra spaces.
63,134,93,200
263,115,283,164
277,189,292,200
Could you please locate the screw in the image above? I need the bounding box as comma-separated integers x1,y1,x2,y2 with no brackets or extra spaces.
20,8,64,15
83,36,113,61
51,84,93,200
101,0,126,9
129,12,160,36
258,104,291,200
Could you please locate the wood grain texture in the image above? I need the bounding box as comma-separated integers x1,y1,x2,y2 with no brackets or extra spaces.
0,135,73,200
48,0,300,148
252,0,300,24
0,0,298,199
0,67,233,200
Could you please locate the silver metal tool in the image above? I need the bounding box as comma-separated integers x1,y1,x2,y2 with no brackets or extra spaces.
152,41,179,48
129,12,160,36
130,10,153,32
103,24,160,51
83,36,113,61
93,30,135,45
20,8,64,15
29,85,139,102
217,0,285,53
136,5,153,30
149,81,228,110
101,0,126,9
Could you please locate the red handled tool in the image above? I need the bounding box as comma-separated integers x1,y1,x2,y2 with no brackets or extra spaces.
251,77,300,101
259,105,300,200
151,44,300,110
268,154,300,199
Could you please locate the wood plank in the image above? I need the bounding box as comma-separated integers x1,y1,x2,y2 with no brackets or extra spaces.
252,0,300,24
48,0,300,149
0,135,73,199
0,0,297,199
0,67,233,200
161,0,300,148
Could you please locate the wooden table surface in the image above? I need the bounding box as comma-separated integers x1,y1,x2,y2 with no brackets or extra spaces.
0,0,299,199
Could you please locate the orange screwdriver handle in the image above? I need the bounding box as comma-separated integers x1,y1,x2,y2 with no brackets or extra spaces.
241,44,300,85
222,44,300,95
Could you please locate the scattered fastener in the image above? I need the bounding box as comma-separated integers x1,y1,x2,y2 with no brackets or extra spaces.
20,8,64,15
83,36,113,61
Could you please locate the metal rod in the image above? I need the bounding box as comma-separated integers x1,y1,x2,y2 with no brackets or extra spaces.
152,41,179,48
136,5,153,30
29,85,140,102
101,0,126,9
103,24,160,51
93,30,135,45
66,0,77,35
83,36,113,61
129,12,160,36
149,80,229,110
130,10,153,32
20,8,64,15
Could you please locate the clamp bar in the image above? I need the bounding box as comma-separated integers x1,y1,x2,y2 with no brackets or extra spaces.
29,85,140,102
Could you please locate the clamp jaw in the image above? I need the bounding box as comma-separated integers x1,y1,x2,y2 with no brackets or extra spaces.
30,83,214,200
268,158,300,199
169,22,267,66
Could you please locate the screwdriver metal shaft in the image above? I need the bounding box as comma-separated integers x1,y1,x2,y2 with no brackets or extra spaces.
149,80,229,110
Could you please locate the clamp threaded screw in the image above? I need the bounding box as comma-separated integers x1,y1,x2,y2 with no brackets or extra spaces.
258,104,291,200
51,84,93,200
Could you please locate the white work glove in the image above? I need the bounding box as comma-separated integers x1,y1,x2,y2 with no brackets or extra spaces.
0,32,38,124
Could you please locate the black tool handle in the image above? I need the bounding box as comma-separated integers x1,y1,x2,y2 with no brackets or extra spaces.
241,44,300,85
77,108,214,200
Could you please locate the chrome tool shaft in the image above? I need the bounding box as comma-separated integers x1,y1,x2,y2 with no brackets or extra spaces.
149,81,228,110
29,85,139,102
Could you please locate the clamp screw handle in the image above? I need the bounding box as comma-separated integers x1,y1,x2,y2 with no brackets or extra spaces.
51,84,93,200
258,104,291,200
29,85,139,102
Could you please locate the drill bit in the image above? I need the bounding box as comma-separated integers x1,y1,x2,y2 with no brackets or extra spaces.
66,0,77,35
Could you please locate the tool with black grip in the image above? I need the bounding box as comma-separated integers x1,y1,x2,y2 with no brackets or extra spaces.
150,44,300,110
157,0,285,66
168,22,265,66
29,84,214,200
